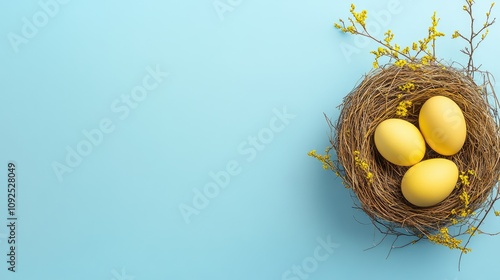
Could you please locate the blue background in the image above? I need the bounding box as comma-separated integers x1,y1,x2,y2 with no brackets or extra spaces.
1,0,499,279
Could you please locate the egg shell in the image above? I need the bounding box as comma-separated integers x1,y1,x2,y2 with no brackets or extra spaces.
418,96,467,156
401,158,459,207
374,118,426,166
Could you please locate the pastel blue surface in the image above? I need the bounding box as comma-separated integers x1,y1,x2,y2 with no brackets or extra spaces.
1,0,499,279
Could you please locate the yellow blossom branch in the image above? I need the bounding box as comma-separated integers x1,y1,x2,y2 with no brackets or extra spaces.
334,4,445,69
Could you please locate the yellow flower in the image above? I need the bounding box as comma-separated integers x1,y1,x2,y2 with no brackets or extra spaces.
353,150,374,183
308,148,334,172
394,59,407,67
396,101,412,117
460,170,476,186
459,172,470,186
366,172,373,181
346,26,356,34
349,4,368,27
466,226,480,235
428,227,468,252
412,42,418,50
384,30,394,45
482,29,489,40
455,190,472,217
398,82,415,93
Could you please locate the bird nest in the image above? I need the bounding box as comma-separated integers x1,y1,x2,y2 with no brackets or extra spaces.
329,64,500,236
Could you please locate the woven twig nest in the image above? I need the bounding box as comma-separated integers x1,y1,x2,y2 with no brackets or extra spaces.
331,63,500,235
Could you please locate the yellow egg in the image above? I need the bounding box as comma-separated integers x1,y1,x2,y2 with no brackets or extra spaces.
418,96,467,156
374,118,426,166
401,158,458,207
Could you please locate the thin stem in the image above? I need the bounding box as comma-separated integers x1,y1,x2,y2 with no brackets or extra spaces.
338,21,414,62
359,26,413,62
468,2,475,75
458,187,500,270
459,1,496,77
